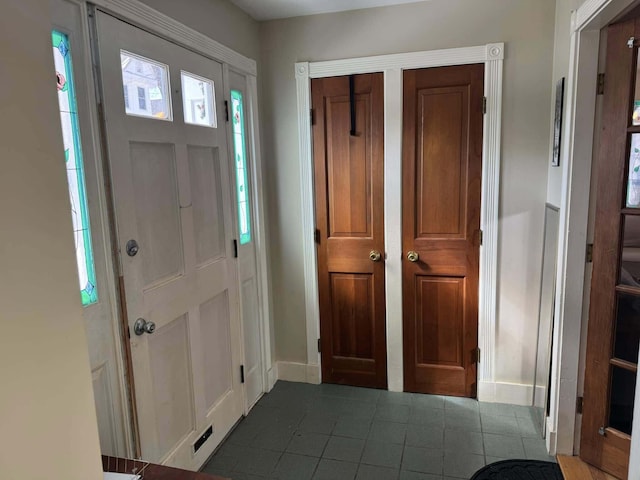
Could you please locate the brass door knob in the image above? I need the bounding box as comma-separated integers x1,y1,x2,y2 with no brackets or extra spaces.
407,251,419,262
369,250,382,262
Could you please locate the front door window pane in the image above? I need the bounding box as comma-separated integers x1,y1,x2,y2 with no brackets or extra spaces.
52,30,98,306
181,71,217,128
120,50,172,120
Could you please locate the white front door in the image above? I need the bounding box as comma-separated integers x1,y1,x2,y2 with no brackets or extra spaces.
95,11,243,469
226,70,265,410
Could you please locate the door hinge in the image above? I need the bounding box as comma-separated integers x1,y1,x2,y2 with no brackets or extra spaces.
127,325,131,339
310,108,315,125
240,365,245,384
224,100,229,122
479,229,483,246
317,338,321,353
233,239,238,258
586,243,593,263
597,73,605,95
576,396,584,414
314,228,321,244
483,97,487,115
474,347,481,363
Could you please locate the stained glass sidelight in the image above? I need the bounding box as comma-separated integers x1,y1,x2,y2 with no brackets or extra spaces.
231,90,251,245
52,30,98,306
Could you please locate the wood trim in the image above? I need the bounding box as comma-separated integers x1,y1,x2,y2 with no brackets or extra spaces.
295,43,504,391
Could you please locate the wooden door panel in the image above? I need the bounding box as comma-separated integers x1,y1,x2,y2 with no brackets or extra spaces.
417,87,468,238
313,73,387,389
402,64,483,397
330,273,375,360
415,277,464,367
581,18,637,479
326,96,372,238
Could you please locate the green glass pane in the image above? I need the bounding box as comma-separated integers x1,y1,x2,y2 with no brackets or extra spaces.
231,90,251,245
52,30,98,307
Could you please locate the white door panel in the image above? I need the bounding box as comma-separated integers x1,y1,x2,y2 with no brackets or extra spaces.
226,70,265,410
96,11,243,469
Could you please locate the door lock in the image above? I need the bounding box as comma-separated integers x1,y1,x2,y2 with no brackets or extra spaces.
133,318,156,336
126,239,139,257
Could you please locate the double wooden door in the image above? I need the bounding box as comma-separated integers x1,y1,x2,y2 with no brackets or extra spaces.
313,65,483,396
581,17,640,479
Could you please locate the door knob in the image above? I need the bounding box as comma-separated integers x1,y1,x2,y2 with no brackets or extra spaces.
369,250,382,262
133,318,156,336
407,251,419,262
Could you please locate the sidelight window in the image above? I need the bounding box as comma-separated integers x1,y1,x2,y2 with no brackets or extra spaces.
52,30,98,306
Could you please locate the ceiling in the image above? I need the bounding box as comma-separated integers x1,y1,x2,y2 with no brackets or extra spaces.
228,0,430,21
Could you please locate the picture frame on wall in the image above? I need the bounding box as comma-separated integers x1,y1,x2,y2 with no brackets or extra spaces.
552,77,565,167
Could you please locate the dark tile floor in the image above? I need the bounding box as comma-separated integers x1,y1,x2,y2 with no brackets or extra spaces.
202,381,555,480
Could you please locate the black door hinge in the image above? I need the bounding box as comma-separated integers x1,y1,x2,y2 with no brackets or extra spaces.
233,239,238,258
474,347,481,363
310,108,315,125
597,73,605,95
225,100,229,122
479,229,484,246
576,396,584,414
317,338,321,353
314,228,321,244
483,97,487,115
127,325,131,339
240,365,245,383
586,243,593,263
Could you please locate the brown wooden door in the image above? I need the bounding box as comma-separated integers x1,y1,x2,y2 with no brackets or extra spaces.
581,18,640,479
312,73,387,389
402,65,484,397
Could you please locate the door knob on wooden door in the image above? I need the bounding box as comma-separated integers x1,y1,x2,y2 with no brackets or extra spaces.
407,251,419,262
369,250,382,262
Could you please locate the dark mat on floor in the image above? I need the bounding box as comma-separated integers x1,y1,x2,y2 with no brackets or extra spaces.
471,459,563,480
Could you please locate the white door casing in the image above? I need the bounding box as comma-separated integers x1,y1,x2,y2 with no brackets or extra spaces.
295,44,504,395
51,0,133,457
225,67,265,411
96,11,243,469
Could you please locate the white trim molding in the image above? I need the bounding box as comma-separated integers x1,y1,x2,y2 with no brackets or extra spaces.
89,0,256,75
295,43,504,395
276,362,321,384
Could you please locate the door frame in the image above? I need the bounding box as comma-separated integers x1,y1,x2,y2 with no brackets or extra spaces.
295,43,504,394
58,0,273,456
547,0,640,466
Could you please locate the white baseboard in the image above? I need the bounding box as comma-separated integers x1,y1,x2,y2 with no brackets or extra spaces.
478,381,546,407
276,361,321,384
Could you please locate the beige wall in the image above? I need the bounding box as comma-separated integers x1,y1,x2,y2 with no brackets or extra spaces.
547,0,584,207
260,0,557,388
138,0,260,61
0,1,102,479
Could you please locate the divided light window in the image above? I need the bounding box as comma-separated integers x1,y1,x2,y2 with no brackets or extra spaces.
52,30,98,306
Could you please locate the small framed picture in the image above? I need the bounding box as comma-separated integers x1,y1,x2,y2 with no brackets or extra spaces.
552,78,565,167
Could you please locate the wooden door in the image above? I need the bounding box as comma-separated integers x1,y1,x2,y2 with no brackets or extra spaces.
96,12,243,470
227,71,265,410
312,73,387,389
581,18,640,479
402,65,484,397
